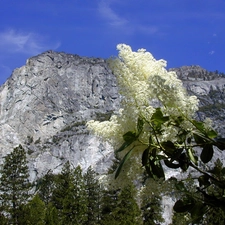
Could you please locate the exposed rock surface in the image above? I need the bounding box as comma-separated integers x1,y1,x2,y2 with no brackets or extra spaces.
0,51,119,180
170,66,225,136
0,53,224,182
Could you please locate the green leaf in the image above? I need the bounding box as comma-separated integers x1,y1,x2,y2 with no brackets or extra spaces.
123,131,136,142
149,159,165,179
193,133,206,145
174,116,184,127
151,147,157,158
116,131,137,153
177,130,188,144
116,141,132,153
115,147,134,179
200,144,214,163
175,181,187,192
187,148,197,165
142,147,150,166
161,141,176,157
173,199,195,213
151,108,169,127
189,202,206,224
145,165,153,179
198,175,210,187
206,129,217,139
137,117,144,134
215,138,225,150
192,120,205,133
179,153,190,171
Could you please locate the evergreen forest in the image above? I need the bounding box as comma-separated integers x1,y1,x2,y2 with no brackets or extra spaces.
1,145,225,225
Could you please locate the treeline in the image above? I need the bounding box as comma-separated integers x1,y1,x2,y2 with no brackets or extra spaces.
1,145,225,225
0,145,165,225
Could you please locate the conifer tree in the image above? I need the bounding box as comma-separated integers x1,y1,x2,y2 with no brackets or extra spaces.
0,145,31,224
84,166,102,225
45,203,59,225
51,161,74,221
51,162,88,224
66,165,88,225
23,194,46,225
114,184,141,225
100,188,120,225
36,170,57,205
100,184,141,225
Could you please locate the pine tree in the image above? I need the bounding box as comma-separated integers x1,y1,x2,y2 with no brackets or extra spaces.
45,203,59,225
64,165,88,225
84,166,102,225
100,185,141,225
0,145,31,224
114,184,141,225
23,194,46,225
36,170,57,205
100,188,120,225
51,162,88,225
51,161,74,222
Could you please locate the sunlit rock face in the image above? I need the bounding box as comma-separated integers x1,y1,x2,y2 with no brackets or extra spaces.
0,51,224,182
0,51,119,179
170,65,225,136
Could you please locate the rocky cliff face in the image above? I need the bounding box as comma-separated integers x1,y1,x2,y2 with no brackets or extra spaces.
170,65,225,136
0,52,224,181
0,51,119,180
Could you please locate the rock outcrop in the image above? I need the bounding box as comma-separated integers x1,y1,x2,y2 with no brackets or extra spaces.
0,51,119,180
170,66,225,136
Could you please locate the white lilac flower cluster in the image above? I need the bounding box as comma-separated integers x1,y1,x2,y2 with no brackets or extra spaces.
87,44,199,148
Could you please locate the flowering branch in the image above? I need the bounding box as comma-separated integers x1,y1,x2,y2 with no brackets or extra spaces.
86,44,225,222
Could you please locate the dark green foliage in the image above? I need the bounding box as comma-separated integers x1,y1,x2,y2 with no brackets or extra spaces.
51,162,88,225
100,184,141,225
36,170,57,205
100,188,120,224
0,212,8,225
170,211,191,225
142,196,163,225
202,207,225,225
51,161,73,213
68,165,88,224
23,194,46,225
45,203,59,225
84,166,102,225
113,184,141,225
0,145,31,224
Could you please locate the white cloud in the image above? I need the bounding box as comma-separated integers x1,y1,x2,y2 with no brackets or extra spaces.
0,29,60,55
209,50,215,55
97,0,161,36
98,0,128,27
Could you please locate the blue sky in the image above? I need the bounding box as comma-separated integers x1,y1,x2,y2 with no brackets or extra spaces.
0,0,225,85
